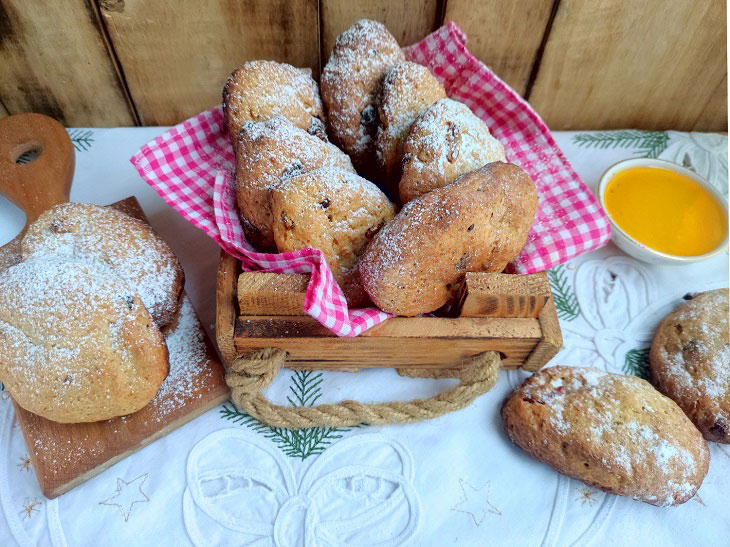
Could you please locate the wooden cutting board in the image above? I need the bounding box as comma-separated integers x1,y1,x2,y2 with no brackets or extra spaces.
0,113,229,498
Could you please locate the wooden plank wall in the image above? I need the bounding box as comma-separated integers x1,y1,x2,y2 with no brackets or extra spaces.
0,0,725,130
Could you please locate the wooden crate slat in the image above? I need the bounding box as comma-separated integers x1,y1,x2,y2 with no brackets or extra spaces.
455,272,550,318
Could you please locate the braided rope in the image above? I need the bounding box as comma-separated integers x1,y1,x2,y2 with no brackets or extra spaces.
226,349,500,428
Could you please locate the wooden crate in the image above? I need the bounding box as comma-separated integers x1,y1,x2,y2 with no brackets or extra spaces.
216,251,562,374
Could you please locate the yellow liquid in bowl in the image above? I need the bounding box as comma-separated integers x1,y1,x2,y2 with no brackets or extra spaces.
604,167,727,256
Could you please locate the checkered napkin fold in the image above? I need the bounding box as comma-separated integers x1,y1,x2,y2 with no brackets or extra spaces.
131,22,611,337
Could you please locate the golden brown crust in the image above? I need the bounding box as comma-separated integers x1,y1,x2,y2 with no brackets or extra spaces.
223,60,324,145
359,162,538,316
22,203,184,329
650,289,730,443
502,366,710,506
235,116,356,251
0,258,168,423
270,167,394,307
376,61,446,188
320,19,404,176
400,98,506,203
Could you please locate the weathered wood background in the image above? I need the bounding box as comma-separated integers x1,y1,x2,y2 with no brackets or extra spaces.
0,0,726,130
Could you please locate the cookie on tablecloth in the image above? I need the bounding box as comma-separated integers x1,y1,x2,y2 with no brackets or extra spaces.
650,289,730,443
502,366,710,506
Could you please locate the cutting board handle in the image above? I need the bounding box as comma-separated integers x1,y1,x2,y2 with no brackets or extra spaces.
0,113,74,228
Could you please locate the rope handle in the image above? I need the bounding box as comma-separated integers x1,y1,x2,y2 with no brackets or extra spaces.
225,348,500,429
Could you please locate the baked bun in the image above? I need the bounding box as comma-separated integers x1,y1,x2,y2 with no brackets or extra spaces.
400,98,506,203
223,60,324,145
22,203,184,329
0,258,169,423
235,116,355,250
650,289,730,443
270,167,395,306
502,366,710,506
359,162,538,316
376,61,446,187
321,19,404,175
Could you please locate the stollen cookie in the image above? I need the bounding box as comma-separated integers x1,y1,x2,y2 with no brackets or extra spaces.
502,366,710,506
235,116,356,250
376,61,446,187
400,98,506,203
321,19,404,175
22,202,184,329
359,162,537,316
0,258,169,423
270,167,395,306
650,289,730,443
223,60,324,145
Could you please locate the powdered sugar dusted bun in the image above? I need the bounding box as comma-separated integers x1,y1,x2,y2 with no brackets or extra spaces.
359,162,538,316
376,61,446,187
400,98,506,203
270,167,395,306
502,366,710,506
0,258,169,423
22,203,184,329
235,116,356,250
223,60,324,145
650,289,730,443
321,19,405,176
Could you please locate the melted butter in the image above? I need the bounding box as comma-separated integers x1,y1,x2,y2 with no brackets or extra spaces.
605,167,727,256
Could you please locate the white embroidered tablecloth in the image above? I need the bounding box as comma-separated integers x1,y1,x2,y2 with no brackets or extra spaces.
0,128,727,546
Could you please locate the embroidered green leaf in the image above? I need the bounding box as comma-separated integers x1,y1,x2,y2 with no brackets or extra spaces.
220,370,351,460
547,264,580,321
623,348,651,380
67,129,95,152
572,130,669,158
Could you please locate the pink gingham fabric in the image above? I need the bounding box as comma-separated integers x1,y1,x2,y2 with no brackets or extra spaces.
131,22,609,336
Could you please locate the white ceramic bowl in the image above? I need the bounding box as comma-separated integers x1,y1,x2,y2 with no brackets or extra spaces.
597,158,729,265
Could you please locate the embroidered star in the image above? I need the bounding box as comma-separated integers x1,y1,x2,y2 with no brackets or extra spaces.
17,455,31,472
452,478,502,526
99,473,149,521
576,487,597,507
19,497,41,520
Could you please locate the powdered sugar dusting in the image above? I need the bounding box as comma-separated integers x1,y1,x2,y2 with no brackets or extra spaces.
151,296,209,420
22,203,182,328
223,60,323,140
321,19,404,158
518,367,705,506
401,98,505,201
0,257,163,420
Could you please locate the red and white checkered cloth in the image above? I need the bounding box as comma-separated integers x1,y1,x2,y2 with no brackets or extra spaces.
131,22,610,337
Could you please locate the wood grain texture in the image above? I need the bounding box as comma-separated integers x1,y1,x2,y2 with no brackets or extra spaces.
238,272,309,315
523,295,562,372
692,74,728,131
0,0,135,125
9,197,229,498
529,0,728,130
320,0,441,60
443,0,555,96
99,0,320,125
216,250,239,364
455,272,550,318
233,315,542,369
